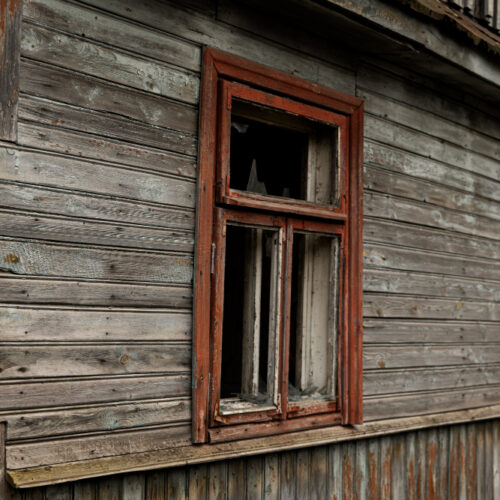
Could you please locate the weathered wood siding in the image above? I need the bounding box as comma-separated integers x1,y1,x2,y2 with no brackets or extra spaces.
0,0,499,473
8,419,500,499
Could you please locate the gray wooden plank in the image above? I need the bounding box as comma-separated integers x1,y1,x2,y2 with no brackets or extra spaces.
364,243,500,281
0,278,192,308
0,306,191,342
0,182,195,230
310,447,327,499
364,385,500,421
364,268,500,301
145,471,166,500
99,477,121,500
45,484,72,500
3,398,190,440
364,364,500,396
24,0,201,71
295,449,309,500
365,114,500,182
0,0,22,141
364,294,499,321
364,345,500,370
365,192,500,242
7,424,191,469
363,319,500,344
79,0,355,93
227,459,245,500
365,140,500,203
74,479,98,500
20,59,198,133
207,462,226,500
390,436,404,500
426,428,438,499
246,456,264,500
365,164,500,222
122,473,145,500
0,344,190,379
0,148,196,208
187,464,208,500
167,468,187,500
264,453,279,500
0,240,193,283
21,22,199,104
18,95,198,157
279,451,295,500
0,211,194,252
0,374,190,411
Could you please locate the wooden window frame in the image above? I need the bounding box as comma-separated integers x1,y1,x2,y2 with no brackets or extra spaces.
193,47,364,444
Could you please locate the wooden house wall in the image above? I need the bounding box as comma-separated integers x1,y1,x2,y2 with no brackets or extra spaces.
0,0,499,474
8,419,500,499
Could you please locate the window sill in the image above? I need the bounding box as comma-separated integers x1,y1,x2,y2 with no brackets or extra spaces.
8,404,500,489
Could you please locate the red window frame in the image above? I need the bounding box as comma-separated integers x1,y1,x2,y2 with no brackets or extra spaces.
193,47,363,443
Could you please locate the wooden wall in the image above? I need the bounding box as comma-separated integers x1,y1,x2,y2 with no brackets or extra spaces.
8,419,500,499
0,0,499,476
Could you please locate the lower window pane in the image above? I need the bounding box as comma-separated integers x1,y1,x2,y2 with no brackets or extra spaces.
220,224,281,412
289,232,340,401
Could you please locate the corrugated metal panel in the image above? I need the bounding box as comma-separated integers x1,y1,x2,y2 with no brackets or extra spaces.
12,419,500,499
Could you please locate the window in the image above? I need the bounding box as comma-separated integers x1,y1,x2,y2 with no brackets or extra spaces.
193,48,363,443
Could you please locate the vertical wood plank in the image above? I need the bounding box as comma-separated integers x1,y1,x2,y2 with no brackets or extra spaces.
426,428,438,500
74,480,97,500
99,476,121,500
390,436,404,500
167,468,187,500
438,426,449,500
264,453,279,500
354,440,368,500
280,451,296,500
494,420,500,500
0,422,8,500
405,432,416,500
296,449,310,500
208,462,226,500
22,489,44,500
188,464,208,500
367,438,380,500
227,459,245,500
0,0,21,141
450,426,461,498
310,447,327,500
477,423,486,500
485,421,494,500
466,423,477,500
457,425,467,500
145,471,166,500
122,473,145,500
379,437,391,500
246,456,264,500
44,484,72,500
342,442,356,500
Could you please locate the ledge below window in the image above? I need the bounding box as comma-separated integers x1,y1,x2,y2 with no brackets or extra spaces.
8,404,500,489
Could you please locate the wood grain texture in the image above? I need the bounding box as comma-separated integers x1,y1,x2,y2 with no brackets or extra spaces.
0,0,22,141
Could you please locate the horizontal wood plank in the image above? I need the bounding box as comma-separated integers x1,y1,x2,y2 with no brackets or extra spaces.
364,345,500,370
21,22,199,104
0,182,195,230
364,364,500,396
0,306,191,341
24,0,201,71
3,399,191,440
18,95,198,157
0,344,191,379
0,278,192,307
0,148,196,208
7,424,192,469
364,268,500,301
365,115,500,183
363,319,500,344
364,386,500,421
0,211,194,252
364,218,500,261
20,59,198,133
364,293,499,321
0,374,190,411
365,140,500,203
0,239,193,283
364,243,500,281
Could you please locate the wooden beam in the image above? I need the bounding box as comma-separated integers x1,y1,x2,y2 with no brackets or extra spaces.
0,0,21,141
0,422,9,500
8,404,500,489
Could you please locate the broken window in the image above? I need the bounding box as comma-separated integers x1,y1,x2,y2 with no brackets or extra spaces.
194,48,364,443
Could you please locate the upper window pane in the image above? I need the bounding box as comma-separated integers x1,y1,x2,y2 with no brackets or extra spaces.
229,99,339,207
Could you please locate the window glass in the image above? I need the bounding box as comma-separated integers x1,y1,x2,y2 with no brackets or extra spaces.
230,99,339,206
220,224,281,412
289,232,340,401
